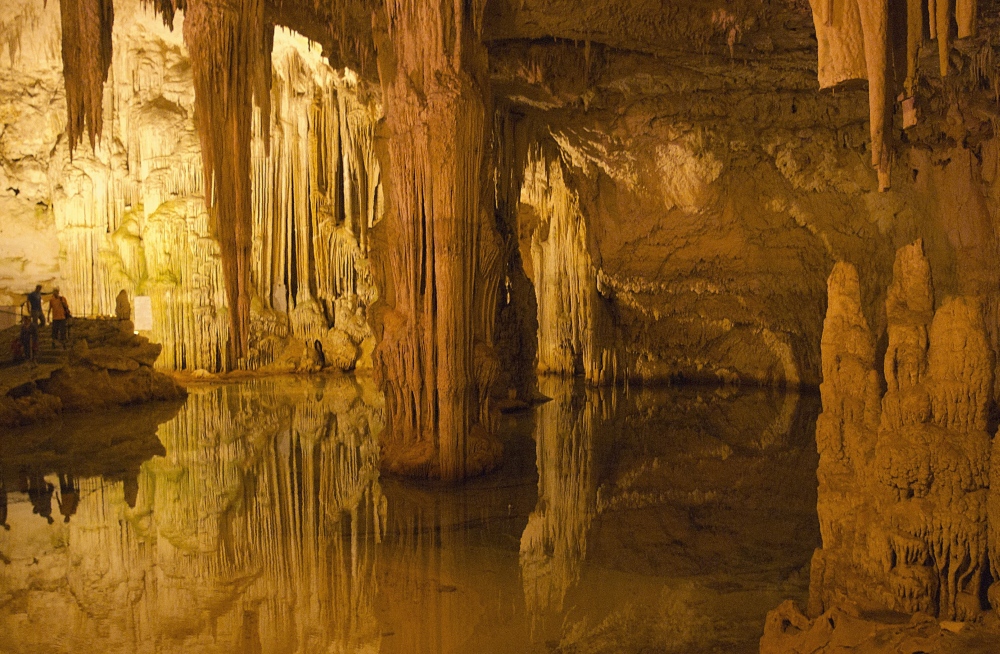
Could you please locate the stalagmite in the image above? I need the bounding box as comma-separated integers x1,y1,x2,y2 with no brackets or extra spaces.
808,242,995,622
373,0,504,479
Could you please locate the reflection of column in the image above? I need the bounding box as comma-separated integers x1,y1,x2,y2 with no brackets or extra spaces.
520,376,597,638
0,376,386,652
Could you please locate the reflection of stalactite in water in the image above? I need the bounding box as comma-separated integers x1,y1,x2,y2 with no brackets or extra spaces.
0,378,386,652
520,377,598,637
521,146,618,385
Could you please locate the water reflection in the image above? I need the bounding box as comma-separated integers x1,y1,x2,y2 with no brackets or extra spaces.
0,375,819,653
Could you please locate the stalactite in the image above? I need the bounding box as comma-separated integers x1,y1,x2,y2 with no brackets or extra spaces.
808,0,980,190
374,0,503,480
180,0,273,361
59,0,114,153
38,3,382,372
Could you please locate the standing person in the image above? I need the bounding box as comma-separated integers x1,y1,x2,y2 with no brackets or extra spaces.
26,285,45,326
19,316,38,364
48,288,71,348
0,469,10,531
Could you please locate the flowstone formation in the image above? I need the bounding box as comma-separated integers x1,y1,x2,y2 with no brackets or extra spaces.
763,241,1000,651
0,0,381,372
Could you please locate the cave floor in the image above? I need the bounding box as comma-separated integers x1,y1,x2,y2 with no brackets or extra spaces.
0,374,821,653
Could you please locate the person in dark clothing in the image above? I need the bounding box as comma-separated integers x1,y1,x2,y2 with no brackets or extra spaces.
0,470,10,531
18,316,38,364
26,285,45,326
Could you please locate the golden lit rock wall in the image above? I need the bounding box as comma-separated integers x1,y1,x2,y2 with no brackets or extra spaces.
0,0,382,371
810,242,997,620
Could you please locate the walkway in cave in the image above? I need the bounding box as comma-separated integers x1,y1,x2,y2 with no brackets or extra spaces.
0,324,70,395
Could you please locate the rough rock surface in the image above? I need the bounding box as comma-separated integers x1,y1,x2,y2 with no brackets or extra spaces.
767,241,1000,651
0,318,185,425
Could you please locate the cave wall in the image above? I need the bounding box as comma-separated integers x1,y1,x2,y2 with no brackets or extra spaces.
493,4,1000,388
0,0,382,372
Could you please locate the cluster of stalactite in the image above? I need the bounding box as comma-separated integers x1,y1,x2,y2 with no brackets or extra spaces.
60,0,271,361
22,2,382,372
0,378,387,651
519,145,619,386
809,240,999,621
60,0,114,152
248,34,382,369
373,0,505,479
807,0,979,190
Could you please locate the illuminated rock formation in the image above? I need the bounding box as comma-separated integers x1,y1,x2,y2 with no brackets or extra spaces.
797,242,996,630
0,0,382,372
372,0,504,479
519,146,616,385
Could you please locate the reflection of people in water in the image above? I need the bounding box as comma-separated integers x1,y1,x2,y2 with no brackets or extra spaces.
56,473,79,523
27,473,55,524
0,470,10,530
122,469,139,509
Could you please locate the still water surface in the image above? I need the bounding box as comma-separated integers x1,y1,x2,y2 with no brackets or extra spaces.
0,375,819,654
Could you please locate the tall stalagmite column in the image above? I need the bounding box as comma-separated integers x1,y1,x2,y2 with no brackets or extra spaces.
374,0,503,479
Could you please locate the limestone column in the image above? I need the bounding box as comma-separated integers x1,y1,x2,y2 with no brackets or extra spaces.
373,0,503,480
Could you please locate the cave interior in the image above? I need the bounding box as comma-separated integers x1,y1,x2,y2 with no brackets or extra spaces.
2,0,1000,652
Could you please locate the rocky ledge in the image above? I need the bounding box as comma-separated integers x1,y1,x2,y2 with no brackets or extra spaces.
0,318,186,426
